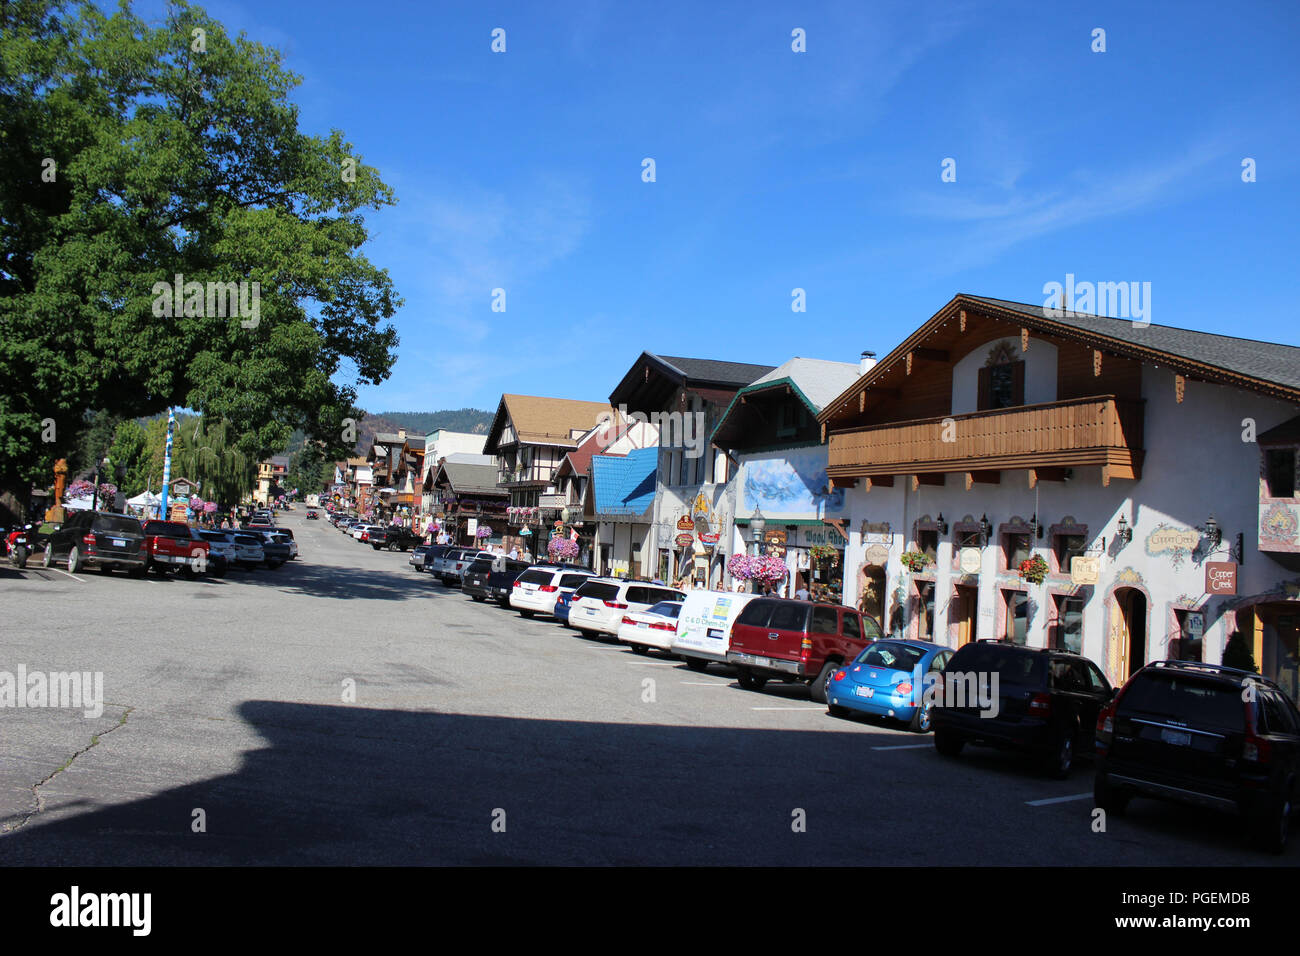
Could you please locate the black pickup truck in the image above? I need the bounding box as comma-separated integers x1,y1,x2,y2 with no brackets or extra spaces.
463,556,532,605
368,526,422,552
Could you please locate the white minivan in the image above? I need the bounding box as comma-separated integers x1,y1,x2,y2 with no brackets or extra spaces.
670,590,762,672
568,579,685,639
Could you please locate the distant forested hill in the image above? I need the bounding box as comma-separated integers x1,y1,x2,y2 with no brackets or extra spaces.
277,409,492,458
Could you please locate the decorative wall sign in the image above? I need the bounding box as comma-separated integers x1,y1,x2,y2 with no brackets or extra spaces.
1070,555,1100,585
699,533,720,548
1205,561,1238,595
861,521,891,536
677,515,695,531
864,544,890,567
1145,524,1200,569
1261,502,1299,547
674,533,694,548
764,529,788,546
959,548,982,574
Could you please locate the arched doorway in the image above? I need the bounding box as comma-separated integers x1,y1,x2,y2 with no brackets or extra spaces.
858,565,885,622
1108,586,1148,683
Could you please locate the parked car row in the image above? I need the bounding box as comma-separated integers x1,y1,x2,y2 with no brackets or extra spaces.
406,543,1300,853
12,510,296,577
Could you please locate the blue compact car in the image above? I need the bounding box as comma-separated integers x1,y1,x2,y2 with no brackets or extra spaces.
827,639,953,732
554,590,573,626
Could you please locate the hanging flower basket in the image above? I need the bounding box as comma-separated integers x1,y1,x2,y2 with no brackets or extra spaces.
548,537,579,561
809,544,839,565
900,550,933,572
728,552,755,580
751,554,789,583
1018,554,1049,584
476,525,493,540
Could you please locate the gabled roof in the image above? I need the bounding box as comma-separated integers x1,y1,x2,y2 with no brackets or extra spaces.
819,293,1300,423
713,357,862,449
609,352,776,410
483,394,612,453
434,459,506,497
592,447,658,516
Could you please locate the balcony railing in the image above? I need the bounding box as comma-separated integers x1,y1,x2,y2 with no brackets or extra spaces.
827,395,1144,479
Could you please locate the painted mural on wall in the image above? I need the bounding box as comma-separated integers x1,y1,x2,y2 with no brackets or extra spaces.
1261,501,1300,551
742,449,845,515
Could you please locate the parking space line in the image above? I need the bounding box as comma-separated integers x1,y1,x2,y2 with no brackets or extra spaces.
46,568,84,583
1025,793,1093,807
626,662,678,667
871,743,931,751
750,706,825,711
680,680,730,685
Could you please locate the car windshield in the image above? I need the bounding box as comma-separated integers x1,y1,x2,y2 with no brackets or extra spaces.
95,515,143,534
233,535,261,546
576,582,620,601
646,602,683,619
517,569,553,585
199,531,231,542
857,642,927,671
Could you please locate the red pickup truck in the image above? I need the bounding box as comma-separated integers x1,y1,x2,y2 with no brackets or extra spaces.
142,520,209,576
726,598,882,702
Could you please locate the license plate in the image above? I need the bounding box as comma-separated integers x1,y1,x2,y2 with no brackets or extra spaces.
585,608,597,616
112,538,126,547
1161,728,1191,747
855,686,874,698
636,622,647,628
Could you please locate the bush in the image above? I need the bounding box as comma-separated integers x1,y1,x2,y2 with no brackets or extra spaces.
1222,631,1258,673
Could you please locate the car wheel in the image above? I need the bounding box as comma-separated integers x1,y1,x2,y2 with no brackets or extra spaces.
631,644,650,656
1093,770,1131,817
472,595,486,602
67,546,82,573
809,660,837,704
1045,724,1076,779
934,729,964,757
684,658,709,673
42,543,54,568
736,669,768,691
1252,783,1293,854
909,700,934,733
388,541,398,552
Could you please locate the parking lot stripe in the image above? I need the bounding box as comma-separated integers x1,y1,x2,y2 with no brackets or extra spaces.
871,743,931,751
750,706,825,711
47,568,84,583
1025,793,1093,807
626,661,678,666
680,680,729,685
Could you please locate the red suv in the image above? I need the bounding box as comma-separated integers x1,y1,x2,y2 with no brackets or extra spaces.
726,599,882,702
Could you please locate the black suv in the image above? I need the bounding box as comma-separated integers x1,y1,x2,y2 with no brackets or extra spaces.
1094,660,1300,852
463,556,532,604
42,511,147,574
931,640,1114,778
369,526,421,552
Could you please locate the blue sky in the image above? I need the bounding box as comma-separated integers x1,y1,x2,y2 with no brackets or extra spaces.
145,0,1300,413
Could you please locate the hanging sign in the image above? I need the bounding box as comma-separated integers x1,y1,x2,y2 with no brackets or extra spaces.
864,544,889,567
699,532,720,547
959,548,982,574
1070,555,1100,586
677,516,695,531
1205,562,1238,595
675,533,695,548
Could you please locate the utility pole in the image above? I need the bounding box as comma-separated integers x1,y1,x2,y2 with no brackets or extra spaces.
158,409,175,520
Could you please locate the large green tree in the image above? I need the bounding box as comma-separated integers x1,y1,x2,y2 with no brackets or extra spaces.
0,0,397,521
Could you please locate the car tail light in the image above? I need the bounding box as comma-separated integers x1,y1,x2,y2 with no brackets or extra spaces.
605,601,628,609
833,669,847,682
1028,692,1051,717
895,681,913,697
539,585,558,593
83,533,95,546
512,581,522,588
621,616,635,625
800,637,812,661
650,622,676,631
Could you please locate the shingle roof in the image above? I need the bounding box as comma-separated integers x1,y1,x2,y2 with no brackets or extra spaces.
436,460,506,497
592,447,657,516
488,394,611,450
654,355,777,387
969,296,1300,393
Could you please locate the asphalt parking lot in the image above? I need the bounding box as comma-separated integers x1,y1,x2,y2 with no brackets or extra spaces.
0,514,1292,865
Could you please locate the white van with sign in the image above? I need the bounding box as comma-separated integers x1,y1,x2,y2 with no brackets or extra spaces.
671,590,761,672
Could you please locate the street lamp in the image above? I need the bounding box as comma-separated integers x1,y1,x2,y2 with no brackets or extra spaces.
92,456,111,512
750,507,766,557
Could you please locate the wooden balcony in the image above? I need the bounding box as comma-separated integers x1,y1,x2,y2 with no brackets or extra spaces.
827,395,1144,484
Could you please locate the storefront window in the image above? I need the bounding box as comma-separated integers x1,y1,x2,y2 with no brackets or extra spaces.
916,581,936,641
809,547,843,604
1171,609,1204,662
916,530,939,562
1003,532,1031,571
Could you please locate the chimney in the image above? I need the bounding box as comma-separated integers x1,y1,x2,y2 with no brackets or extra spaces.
859,351,877,375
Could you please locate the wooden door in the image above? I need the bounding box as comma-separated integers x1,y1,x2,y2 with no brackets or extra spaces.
953,587,977,647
